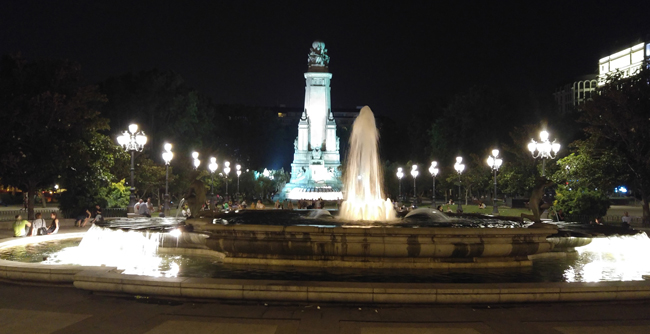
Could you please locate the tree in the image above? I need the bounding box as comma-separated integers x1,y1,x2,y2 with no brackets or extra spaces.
579,63,650,222
0,54,111,219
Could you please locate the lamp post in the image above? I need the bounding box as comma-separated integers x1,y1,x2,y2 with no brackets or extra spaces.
528,130,560,177
208,157,218,209
486,149,503,214
162,143,173,214
454,156,465,212
117,124,147,212
396,167,404,201
223,161,231,200
192,151,201,170
428,161,439,207
411,165,419,206
236,164,242,195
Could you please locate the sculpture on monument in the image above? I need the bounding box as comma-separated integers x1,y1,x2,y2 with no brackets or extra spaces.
281,41,342,200
308,41,330,68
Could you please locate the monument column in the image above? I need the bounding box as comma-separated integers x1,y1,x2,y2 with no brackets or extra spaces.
283,41,342,200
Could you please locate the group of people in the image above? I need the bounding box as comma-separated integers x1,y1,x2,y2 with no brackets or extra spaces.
134,198,154,217
74,204,104,227
13,212,59,237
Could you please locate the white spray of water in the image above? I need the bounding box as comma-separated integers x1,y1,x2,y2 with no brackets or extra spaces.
564,232,650,282
44,225,179,277
339,106,396,221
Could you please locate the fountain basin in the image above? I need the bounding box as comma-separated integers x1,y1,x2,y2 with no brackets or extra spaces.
202,224,557,268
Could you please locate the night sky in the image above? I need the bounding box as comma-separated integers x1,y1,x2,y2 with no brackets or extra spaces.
2,0,650,117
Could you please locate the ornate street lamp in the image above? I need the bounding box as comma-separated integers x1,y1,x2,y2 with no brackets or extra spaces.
192,151,201,170
486,149,503,214
236,164,242,195
208,157,218,209
528,130,560,177
117,124,147,212
411,165,419,205
223,161,231,199
454,156,465,212
428,161,439,207
396,167,404,201
162,143,173,213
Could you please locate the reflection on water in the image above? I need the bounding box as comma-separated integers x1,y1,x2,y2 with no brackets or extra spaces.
2,233,649,283
563,232,650,282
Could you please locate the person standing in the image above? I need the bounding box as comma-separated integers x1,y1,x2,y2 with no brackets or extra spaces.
13,215,31,237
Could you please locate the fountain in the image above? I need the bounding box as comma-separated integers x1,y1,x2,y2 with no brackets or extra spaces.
339,106,396,221
197,105,558,269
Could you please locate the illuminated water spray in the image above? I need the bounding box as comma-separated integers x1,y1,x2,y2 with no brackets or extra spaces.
564,232,650,282
339,106,396,221
44,225,179,277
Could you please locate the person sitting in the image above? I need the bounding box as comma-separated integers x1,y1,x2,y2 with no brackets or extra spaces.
31,213,48,236
557,209,566,221
478,202,486,209
75,209,90,227
181,205,192,218
137,199,151,217
257,200,266,209
436,205,443,211
134,199,142,212
13,215,31,237
91,209,104,225
47,212,60,234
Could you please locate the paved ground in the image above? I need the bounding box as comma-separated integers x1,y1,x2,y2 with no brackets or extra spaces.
1,283,650,334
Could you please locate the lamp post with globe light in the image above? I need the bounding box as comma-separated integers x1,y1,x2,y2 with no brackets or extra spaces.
528,130,560,177
117,124,147,212
411,165,419,206
162,143,173,214
192,152,201,170
429,161,439,207
454,157,465,212
223,161,231,200
396,167,404,201
236,164,242,195
486,149,503,214
208,157,218,209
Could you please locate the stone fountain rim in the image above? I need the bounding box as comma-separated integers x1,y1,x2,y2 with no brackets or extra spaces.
2,232,650,304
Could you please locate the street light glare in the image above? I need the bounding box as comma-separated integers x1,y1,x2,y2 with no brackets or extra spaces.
492,149,499,157
456,156,463,163
128,124,138,134
164,143,172,152
540,130,549,142
192,151,199,159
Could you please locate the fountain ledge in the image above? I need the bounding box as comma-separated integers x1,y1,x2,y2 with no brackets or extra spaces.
3,234,650,304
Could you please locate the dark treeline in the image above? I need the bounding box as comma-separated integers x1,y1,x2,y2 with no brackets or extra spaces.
2,53,649,221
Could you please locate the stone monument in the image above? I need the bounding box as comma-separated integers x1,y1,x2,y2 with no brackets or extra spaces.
281,41,342,200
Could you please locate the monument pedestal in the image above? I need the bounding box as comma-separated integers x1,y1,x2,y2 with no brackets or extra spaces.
280,41,342,201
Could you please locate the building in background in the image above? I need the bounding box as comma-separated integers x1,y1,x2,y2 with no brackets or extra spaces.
598,42,650,85
554,41,650,113
553,74,598,114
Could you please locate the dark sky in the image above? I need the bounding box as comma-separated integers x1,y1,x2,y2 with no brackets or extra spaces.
2,0,650,117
